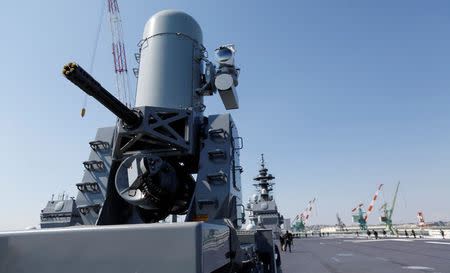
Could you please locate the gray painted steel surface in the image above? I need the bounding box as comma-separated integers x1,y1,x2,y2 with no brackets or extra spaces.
76,126,115,225
136,10,204,109
0,222,230,273
186,114,243,227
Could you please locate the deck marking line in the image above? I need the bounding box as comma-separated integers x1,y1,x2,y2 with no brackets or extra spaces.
344,239,413,243
330,257,340,263
402,266,434,271
337,253,353,257
425,241,450,245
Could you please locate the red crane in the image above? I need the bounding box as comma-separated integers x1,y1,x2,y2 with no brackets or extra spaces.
81,0,132,117
106,0,132,107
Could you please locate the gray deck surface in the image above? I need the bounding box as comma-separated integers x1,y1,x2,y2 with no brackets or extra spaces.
279,236,450,273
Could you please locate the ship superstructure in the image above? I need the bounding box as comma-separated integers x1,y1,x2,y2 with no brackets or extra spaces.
40,194,82,228
246,154,284,236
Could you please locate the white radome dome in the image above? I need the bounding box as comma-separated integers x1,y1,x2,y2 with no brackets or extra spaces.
245,224,256,230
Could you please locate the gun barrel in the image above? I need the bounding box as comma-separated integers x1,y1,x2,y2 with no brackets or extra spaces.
63,63,141,128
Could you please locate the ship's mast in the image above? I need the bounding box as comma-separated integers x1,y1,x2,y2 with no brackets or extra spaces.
253,154,275,201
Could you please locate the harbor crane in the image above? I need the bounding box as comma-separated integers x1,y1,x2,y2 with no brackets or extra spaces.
82,0,132,117
106,0,133,107
417,211,426,227
292,198,316,232
352,203,367,230
379,181,400,235
292,213,306,232
352,184,383,230
336,213,346,231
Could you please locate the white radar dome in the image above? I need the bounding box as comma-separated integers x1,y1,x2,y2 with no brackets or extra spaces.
245,224,256,231
252,194,258,202
261,202,269,210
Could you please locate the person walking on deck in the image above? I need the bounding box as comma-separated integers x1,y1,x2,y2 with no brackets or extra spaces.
285,231,293,252
279,233,285,251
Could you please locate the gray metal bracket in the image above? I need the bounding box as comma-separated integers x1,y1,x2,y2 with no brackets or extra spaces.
89,140,110,150
76,182,100,192
207,171,228,184
78,204,101,215
83,160,104,171
208,149,226,159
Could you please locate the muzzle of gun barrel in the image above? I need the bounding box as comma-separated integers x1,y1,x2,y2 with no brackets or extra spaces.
63,62,141,128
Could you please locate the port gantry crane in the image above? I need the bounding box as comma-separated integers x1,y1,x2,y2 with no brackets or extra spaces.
81,0,133,117
379,181,400,235
336,213,346,231
292,213,306,232
292,198,316,232
352,203,367,230
352,184,383,230
417,211,426,228
106,0,133,107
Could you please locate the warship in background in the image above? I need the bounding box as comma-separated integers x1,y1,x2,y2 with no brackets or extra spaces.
246,155,284,237
40,193,82,228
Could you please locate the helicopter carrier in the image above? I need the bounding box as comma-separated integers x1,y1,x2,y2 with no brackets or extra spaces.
245,155,284,238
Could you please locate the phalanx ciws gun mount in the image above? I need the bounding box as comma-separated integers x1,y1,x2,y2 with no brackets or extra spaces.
62,10,242,226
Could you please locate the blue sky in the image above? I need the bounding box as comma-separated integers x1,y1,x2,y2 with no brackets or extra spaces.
1,0,450,230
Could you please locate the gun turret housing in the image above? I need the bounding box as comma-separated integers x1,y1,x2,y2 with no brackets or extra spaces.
135,10,204,110
63,63,142,128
